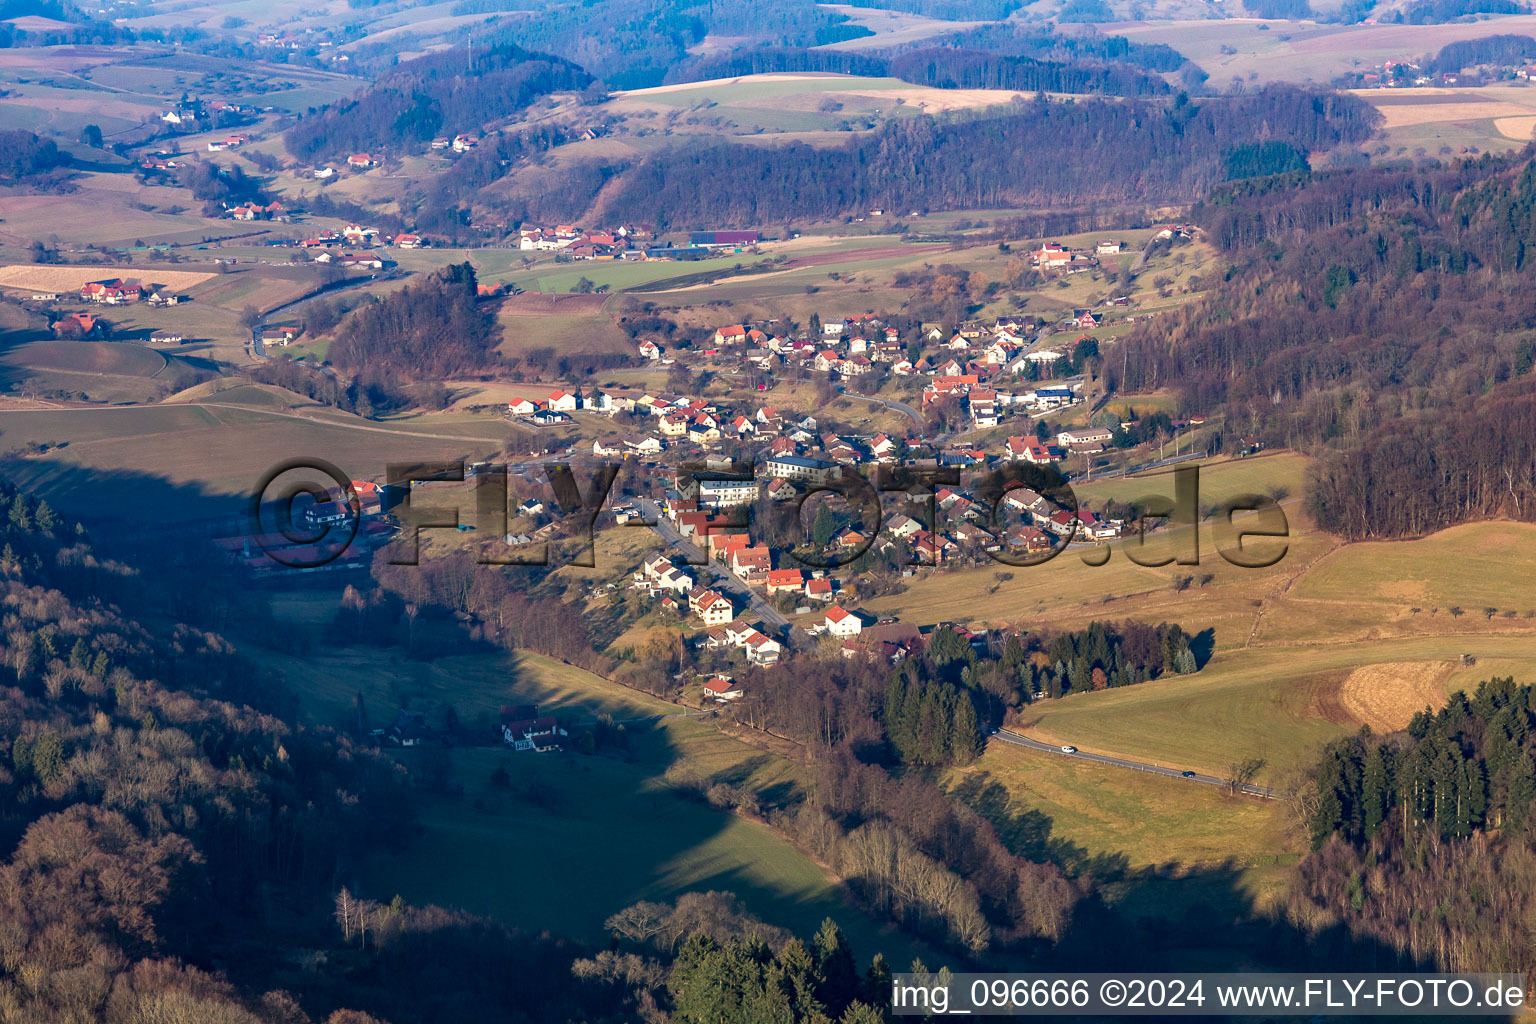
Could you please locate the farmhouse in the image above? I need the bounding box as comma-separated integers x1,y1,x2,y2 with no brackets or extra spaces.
79,279,141,305
347,153,375,169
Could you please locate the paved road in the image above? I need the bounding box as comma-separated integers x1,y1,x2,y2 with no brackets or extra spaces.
638,498,810,647
835,390,922,429
990,727,1273,798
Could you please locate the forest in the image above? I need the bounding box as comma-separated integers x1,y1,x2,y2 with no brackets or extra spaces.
664,45,1173,98
906,23,1189,74
568,87,1378,229
283,41,591,162
1113,149,1536,538
1427,33,1536,74
1294,678,1536,976
327,263,502,382
462,0,874,90
0,130,70,186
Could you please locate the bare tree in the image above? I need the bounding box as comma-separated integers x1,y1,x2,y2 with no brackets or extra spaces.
1224,756,1267,797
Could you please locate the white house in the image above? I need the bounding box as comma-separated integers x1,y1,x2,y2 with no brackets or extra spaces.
823,605,862,637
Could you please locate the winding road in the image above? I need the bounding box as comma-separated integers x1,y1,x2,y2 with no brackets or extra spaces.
989,728,1274,799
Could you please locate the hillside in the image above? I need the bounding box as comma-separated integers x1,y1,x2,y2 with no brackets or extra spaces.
1115,150,1536,539
484,85,1380,227
284,41,593,162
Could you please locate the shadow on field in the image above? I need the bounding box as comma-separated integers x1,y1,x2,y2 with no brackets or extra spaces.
948,772,1467,983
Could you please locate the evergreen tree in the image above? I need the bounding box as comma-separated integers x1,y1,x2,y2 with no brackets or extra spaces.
812,919,859,1017
1361,742,1389,838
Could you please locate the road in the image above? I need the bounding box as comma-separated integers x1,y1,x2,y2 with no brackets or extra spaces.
834,389,922,429
989,728,1273,799
638,498,810,648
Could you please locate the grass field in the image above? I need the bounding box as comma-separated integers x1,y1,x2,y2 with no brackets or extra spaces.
941,742,1298,915
267,642,923,961
498,312,634,359
1017,632,1536,784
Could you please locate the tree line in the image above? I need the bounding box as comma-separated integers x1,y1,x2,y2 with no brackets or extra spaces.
570,87,1378,228
1292,677,1536,977
663,45,1172,97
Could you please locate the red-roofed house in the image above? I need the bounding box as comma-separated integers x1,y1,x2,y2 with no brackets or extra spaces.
823,605,862,637
704,677,744,700
764,568,805,593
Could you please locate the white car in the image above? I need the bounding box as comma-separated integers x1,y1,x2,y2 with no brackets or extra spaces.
1061,745,1077,754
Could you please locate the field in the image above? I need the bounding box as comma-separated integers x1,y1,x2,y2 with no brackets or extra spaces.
1114,15,1536,89
264,640,923,961
0,264,215,292
599,73,1026,141
0,400,510,523
941,743,1299,917
0,339,178,403
1015,633,1536,784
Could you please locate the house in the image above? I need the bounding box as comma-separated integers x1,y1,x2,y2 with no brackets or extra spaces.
823,605,862,637
508,398,539,416
313,166,335,180
1095,239,1123,255
51,312,101,337
805,578,834,602
340,254,384,269
80,279,141,305
451,133,478,153
704,677,744,701
764,568,805,593
690,588,735,625
547,390,579,413
1057,427,1114,447
347,153,375,169
762,455,834,484
394,233,425,249
517,499,546,516
1031,242,1073,268
687,418,721,444
697,477,756,508
638,339,662,361
714,324,747,346
730,545,772,580
622,433,663,456
744,632,781,666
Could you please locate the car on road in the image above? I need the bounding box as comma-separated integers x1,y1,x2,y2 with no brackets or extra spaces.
1180,770,1196,778
1060,745,1077,754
